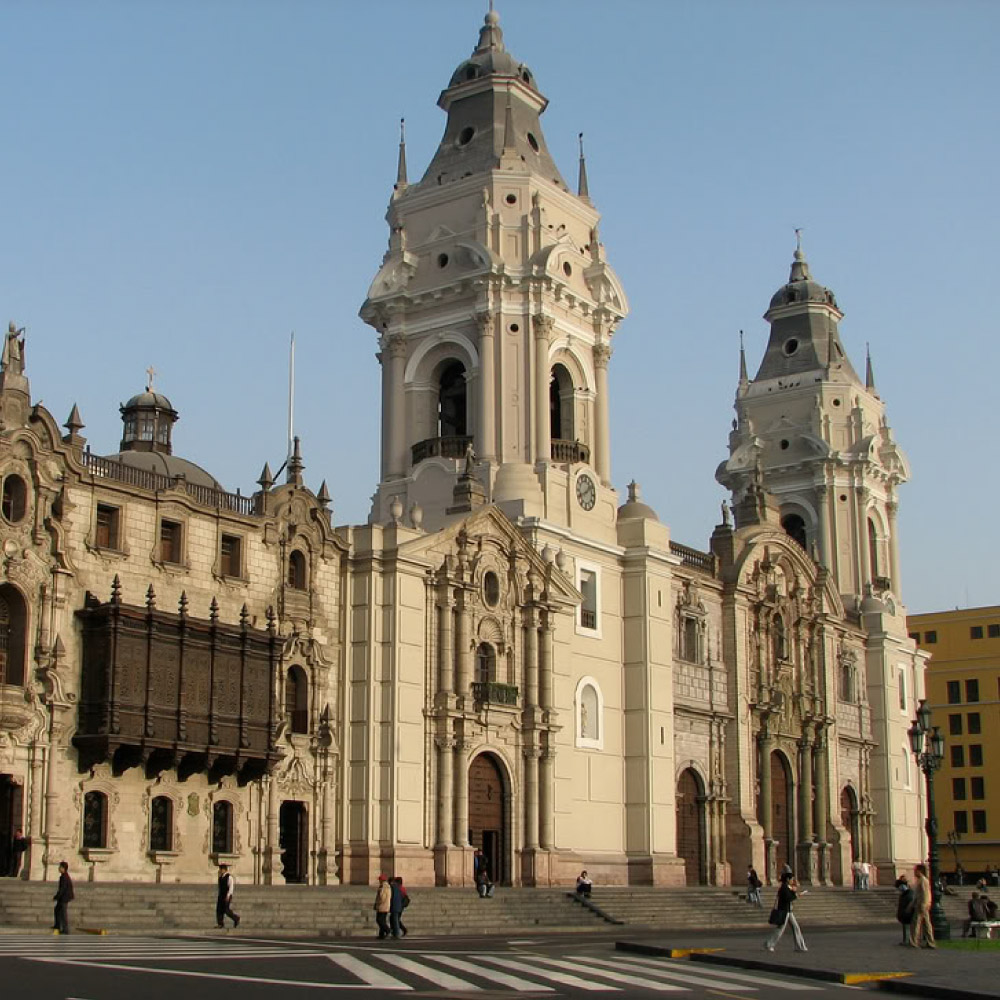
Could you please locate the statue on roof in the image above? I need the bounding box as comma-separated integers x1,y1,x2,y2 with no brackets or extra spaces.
2,321,25,375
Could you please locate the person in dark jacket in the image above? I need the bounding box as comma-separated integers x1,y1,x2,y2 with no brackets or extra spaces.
389,875,406,938
10,829,28,878
962,892,990,938
53,861,74,935
216,864,240,929
895,874,915,943
764,872,807,952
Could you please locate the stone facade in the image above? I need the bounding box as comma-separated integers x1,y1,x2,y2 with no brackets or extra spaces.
0,11,925,889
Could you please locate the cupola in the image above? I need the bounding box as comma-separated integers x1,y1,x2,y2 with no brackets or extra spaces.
119,378,178,455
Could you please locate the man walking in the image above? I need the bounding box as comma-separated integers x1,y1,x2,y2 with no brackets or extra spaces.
909,863,935,948
216,864,240,929
373,874,391,939
53,861,74,935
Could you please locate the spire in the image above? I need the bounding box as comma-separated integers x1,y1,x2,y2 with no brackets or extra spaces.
257,462,274,491
789,228,812,283
64,403,84,435
476,3,505,54
577,132,590,202
287,436,304,486
865,342,878,394
394,118,408,194
738,330,748,390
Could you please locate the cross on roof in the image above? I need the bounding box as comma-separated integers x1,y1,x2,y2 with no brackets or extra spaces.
146,365,156,390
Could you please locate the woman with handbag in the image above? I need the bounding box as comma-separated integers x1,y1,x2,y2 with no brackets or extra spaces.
764,872,808,952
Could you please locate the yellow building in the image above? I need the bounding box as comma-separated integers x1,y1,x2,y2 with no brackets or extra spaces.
908,607,1000,880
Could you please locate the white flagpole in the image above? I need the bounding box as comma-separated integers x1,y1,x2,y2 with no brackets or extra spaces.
288,331,295,460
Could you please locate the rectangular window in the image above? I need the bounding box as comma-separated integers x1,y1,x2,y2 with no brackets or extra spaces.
949,714,963,736
95,504,121,549
954,811,969,835
947,680,961,704
220,534,242,578
966,679,980,703
968,712,981,735
159,519,182,565
953,778,967,800
951,745,965,768
973,810,987,834
989,624,1000,638
898,666,907,712
971,625,984,640
971,777,985,800
681,616,702,664
909,632,920,642
578,569,598,632
970,745,984,767
925,630,938,644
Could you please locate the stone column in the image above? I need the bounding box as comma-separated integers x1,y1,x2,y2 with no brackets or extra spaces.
813,727,831,884
886,500,901,592
28,747,44,879
438,585,454,697
532,315,553,464
855,484,871,590
814,485,830,568
385,333,408,479
797,724,817,883
758,727,775,882
539,612,554,712
476,311,496,462
263,773,280,884
436,737,454,847
455,590,471,703
539,747,554,851
524,608,538,708
452,742,469,848
523,748,539,850
593,342,612,485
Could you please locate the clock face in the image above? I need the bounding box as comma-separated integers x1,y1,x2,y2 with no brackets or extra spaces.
576,474,596,511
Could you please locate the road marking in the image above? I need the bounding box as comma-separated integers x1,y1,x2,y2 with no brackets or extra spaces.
478,955,621,991
326,953,410,989
425,954,556,991
621,954,821,990
525,956,686,991
380,954,481,991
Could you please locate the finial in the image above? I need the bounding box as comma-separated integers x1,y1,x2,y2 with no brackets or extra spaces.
477,1,504,50
257,461,274,491
209,596,219,623
577,132,590,201
738,330,748,388
146,365,156,391
795,228,803,255
266,605,276,633
317,479,331,507
240,603,250,629
287,436,304,486
627,480,640,503
789,229,811,282
145,584,156,610
110,575,122,604
394,117,408,192
178,590,189,618
865,342,877,394
63,403,85,443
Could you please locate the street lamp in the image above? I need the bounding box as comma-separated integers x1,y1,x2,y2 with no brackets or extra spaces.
908,698,950,940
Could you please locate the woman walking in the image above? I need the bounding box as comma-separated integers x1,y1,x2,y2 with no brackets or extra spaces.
764,872,807,952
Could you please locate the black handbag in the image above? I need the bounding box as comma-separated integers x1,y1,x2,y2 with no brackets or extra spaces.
768,907,784,926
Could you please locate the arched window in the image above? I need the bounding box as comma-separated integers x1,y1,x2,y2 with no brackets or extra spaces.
782,512,807,550
575,677,604,749
1,474,27,523
150,795,173,852
0,585,27,687
476,643,496,684
438,362,467,437
212,800,233,854
549,364,575,442
83,790,108,849
839,663,855,703
772,614,787,662
285,665,309,734
867,517,880,578
287,550,307,590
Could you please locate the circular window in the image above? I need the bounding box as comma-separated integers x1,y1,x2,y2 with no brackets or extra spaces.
527,132,539,152
840,494,848,502
437,253,449,268
509,323,519,333
563,261,572,278
483,571,500,607
833,398,842,407
783,338,799,356
457,126,475,147
505,193,517,205
1,474,27,523
780,439,790,450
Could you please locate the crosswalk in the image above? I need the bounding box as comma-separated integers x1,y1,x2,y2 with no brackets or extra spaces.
0,935,822,993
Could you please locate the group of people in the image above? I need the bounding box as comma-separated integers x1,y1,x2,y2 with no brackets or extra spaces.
960,879,998,939
373,874,410,938
852,859,872,890
894,863,935,947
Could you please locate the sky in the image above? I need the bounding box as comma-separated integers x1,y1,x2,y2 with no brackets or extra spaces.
2,0,997,615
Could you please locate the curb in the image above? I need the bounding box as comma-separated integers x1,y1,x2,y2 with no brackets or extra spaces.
875,980,1000,1000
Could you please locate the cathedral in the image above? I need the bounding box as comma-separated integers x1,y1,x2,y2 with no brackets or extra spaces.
0,10,925,889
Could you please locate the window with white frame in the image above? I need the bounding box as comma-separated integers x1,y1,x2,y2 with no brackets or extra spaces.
575,676,603,750
576,560,601,636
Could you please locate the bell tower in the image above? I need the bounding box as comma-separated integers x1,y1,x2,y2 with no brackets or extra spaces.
360,9,628,535
717,238,910,606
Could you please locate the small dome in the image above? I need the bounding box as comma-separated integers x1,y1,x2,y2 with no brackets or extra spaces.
617,480,659,522
105,450,223,491
859,590,886,615
767,246,839,312
447,10,539,91
122,389,175,411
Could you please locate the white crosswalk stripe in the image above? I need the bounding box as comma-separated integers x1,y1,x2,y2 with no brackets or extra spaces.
418,954,556,991
607,952,822,991
521,955,685,992
478,954,622,991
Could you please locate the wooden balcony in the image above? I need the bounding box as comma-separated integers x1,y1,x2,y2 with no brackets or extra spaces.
471,681,519,706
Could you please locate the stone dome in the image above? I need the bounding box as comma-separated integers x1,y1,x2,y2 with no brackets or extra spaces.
447,11,539,92
617,481,659,522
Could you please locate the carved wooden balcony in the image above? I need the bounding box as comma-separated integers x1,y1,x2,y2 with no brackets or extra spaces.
471,681,519,707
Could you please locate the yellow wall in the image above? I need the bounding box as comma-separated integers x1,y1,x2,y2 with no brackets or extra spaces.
908,607,1000,877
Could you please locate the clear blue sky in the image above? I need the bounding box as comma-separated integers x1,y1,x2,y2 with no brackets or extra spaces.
3,0,997,614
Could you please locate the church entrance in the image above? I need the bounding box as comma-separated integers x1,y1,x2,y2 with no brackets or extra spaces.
840,785,860,882
770,751,793,875
676,768,705,885
0,775,22,878
279,801,309,884
468,753,507,884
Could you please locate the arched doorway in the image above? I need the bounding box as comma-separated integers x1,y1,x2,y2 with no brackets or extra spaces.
0,775,23,877
676,768,706,885
770,751,794,875
279,801,309,883
549,364,575,443
840,785,860,880
468,753,508,885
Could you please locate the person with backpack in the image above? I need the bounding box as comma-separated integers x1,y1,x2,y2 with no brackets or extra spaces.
389,875,408,938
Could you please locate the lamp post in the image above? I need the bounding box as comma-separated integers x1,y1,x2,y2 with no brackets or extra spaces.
908,698,950,940
946,830,963,886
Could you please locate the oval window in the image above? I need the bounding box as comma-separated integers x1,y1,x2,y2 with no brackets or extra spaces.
483,571,500,607
782,338,799,356
457,126,475,146
437,253,449,268
563,261,572,278
527,132,540,152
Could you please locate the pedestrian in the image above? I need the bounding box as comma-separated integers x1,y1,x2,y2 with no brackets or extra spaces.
392,876,410,937
764,872,807,953
52,861,74,935
389,875,405,938
747,865,763,907
895,874,914,944
908,863,935,948
10,828,28,878
860,860,871,890
373,874,391,939
215,864,240,929
576,870,593,897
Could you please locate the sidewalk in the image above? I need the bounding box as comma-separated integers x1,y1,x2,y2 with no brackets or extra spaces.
617,928,1000,999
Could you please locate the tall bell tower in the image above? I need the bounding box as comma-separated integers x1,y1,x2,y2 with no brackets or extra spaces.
717,238,910,607
360,9,627,537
